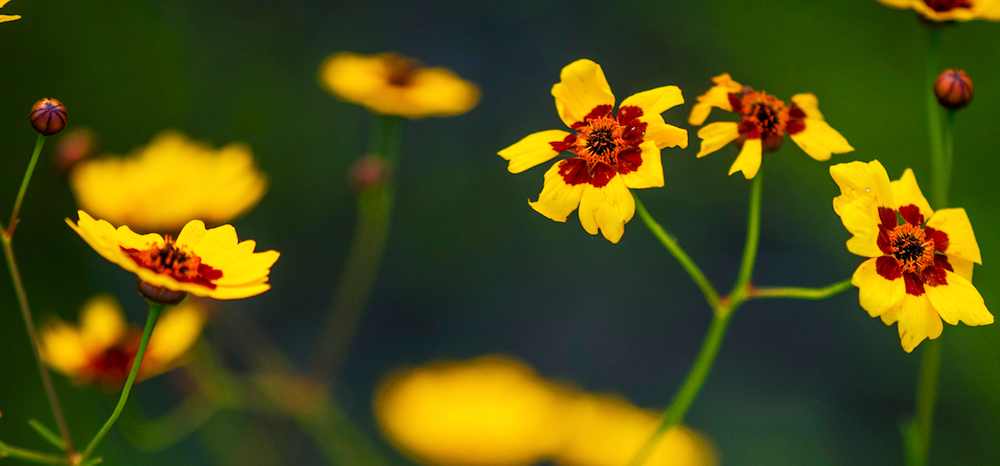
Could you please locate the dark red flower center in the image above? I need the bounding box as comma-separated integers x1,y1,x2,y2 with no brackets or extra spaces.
382,54,421,87
87,338,140,386
923,0,972,12
549,104,648,188
875,205,952,296
122,236,222,289
728,89,807,153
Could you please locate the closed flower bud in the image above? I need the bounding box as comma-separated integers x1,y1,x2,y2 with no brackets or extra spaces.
935,69,974,109
30,98,68,135
349,154,390,191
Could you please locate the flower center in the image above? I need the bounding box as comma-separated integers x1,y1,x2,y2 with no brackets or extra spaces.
736,91,790,138
923,0,972,11
383,54,420,87
575,116,625,165
89,344,135,383
123,236,223,287
888,223,936,274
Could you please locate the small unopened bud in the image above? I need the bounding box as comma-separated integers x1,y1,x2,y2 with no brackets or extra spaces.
349,154,389,191
935,69,974,109
138,279,187,305
30,98,68,136
54,128,96,174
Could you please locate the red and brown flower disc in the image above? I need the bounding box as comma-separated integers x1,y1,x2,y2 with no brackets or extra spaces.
498,59,688,243
875,0,1000,21
690,73,853,179
830,160,992,352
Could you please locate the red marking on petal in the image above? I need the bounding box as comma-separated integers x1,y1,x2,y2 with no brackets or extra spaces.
572,105,614,129
727,93,742,113
550,134,577,153
921,265,948,288
933,255,953,272
785,119,805,135
616,148,643,175
616,105,643,125
898,204,924,226
878,207,899,229
876,255,903,280
589,162,616,188
558,157,590,186
788,104,806,119
621,120,647,145
904,272,925,296
925,227,949,252
877,225,892,254
738,120,760,138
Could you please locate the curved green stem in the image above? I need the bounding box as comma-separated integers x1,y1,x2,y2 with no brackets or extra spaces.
0,440,70,464
729,170,763,306
7,134,46,235
633,194,722,312
82,301,164,460
748,279,852,300
926,28,945,210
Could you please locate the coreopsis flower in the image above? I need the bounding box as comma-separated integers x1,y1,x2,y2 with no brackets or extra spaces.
67,211,279,301
690,73,853,179
0,0,20,23
875,0,1000,21
70,131,268,233
39,294,206,388
319,52,480,118
830,160,992,352
498,59,688,243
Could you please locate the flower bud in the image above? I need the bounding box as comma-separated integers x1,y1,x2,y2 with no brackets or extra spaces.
349,154,390,191
934,69,974,109
138,279,187,305
54,128,96,174
30,98,68,135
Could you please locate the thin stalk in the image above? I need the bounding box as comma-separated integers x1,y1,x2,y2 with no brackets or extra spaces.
312,115,400,384
926,28,945,209
28,419,67,451
82,301,164,460
0,440,70,464
730,170,764,305
748,279,852,300
8,134,46,233
633,194,722,312
911,339,941,466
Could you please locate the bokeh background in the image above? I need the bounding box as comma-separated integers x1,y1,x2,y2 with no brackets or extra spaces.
2,0,999,464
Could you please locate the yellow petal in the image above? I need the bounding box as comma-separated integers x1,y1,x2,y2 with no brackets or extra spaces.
176,220,208,248
829,160,895,214
837,197,883,258
0,14,20,22
974,0,1000,19
643,118,688,150
947,255,974,282
551,59,615,128
926,208,982,264
728,138,762,179
79,294,127,352
529,160,587,223
619,141,664,190
925,270,993,327
852,258,905,318
577,175,634,244
895,295,943,353
789,118,853,162
38,323,88,376
498,130,572,174
875,0,918,8
688,73,742,126
213,249,281,286
695,122,739,158
405,68,482,118
620,86,684,116
790,93,824,121
191,224,240,263
890,169,933,221
145,302,207,366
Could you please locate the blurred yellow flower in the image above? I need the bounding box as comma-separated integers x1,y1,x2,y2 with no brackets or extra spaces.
0,0,20,23
319,52,480,118
375,355,715,466
690,73,853,179
875,0,1000,21
830,160,992,352
70,131,268,233
498,59,688,243
67,211,280,300
39,294,206,388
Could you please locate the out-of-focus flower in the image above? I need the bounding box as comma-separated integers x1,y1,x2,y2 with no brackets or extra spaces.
30,98,67,136
39,294,206,388
830,160,992,352
0,0,20,23
67,211,280,302
349,154,390,192
690,73,853,179
375,355,715,466
70,131,268,233
319,52,480,119
498,59,688,243
54,128,97,174
934,69,974,109
875,0,1000,22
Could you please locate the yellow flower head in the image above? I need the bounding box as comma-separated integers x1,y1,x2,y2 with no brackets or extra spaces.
830,160,992,352
876,0,1000,21
67,211,279,300
0,0,20,23
39,294,206,388
319,52,480,119
498,59,689,243
690,73,853,179
70,131,268,233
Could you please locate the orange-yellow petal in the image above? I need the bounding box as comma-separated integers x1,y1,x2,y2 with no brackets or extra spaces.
789,119,853,162
0,14,19,22
551,59,615,128
498,130,572,174
728,138,762,179
577,175,634,244
926,208,981,264
890,169,933,220
528,160,586,223
695,122,739,158
925,270,993,327
829,159,895,214
38,323,88,376
852,258,905,318
619,141,664,190
145,302,207,367
689,73,742,126
837,197,883,258
895,295,943,353
620,86,684,116
790,94,824,121
79,294,127,353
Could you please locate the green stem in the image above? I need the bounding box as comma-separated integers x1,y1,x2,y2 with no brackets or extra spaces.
926,28,945,209
312,115,400,384
633,194,722,312
748,279,852,300
82,301,164,460
8,134,46,233
28,420,67,451
911,339,941,466
0,440,70,464
730,170,764,305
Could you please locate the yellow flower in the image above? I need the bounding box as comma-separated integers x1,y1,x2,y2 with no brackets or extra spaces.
70,131,268,233
830,160,992,352
690,73,853,179
67,211,279,300
498,59,689,243
39,294,206,388
318,52,480,118
374,355,715,466
0,0,20,23
875,0,1000,21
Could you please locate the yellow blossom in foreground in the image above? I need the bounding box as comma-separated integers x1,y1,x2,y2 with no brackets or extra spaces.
830,160,992,352
498,59,688,243
0,0,20,23
70,131,268,233
375,355,715,466
67,211,279,300
39,294,206,388
875,0,1000,21
319,52,480,118
690,73,853,179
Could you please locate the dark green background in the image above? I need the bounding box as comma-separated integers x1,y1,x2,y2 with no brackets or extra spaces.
1,0,998,464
